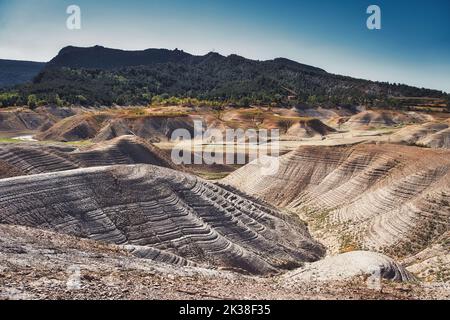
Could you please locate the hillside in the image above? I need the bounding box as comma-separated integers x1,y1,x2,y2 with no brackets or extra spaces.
0,135,177,178
391,120,450,149
223,143,450,268
4,45,447,107
0,164,325,275
1,107,449,298
0,59,45,88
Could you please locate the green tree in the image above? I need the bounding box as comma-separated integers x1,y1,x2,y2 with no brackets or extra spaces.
27,94,38,109
151,95,163,105
274,94,283,103
307,95,317,105
237,97,251,108
75,95,88,105
160,93,170,100
55,94,65,107
0,92,20,107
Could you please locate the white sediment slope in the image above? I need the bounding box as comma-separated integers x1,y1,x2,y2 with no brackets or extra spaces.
281,251,415,285
223,143,450,281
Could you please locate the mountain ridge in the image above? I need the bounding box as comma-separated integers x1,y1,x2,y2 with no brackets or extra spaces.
1,45,447,107
46,45,327,74
0,59,45,88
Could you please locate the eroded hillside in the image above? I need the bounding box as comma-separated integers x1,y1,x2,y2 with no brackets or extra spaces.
0,163,326,275
0,135,175,178
223,143,450,279
1,107,449,299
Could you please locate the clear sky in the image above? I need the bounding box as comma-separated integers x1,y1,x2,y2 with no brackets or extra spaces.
0,0,449,92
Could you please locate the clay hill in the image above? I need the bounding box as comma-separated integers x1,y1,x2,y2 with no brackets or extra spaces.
0,163,325,275
223,143,450,281
391,120,450,149
0,106,82,133
0,135,176,178
0,126,448,298
0,134,327,276
33,107,339,143
343,110,432,129
35,110,195,143
219,108,337,137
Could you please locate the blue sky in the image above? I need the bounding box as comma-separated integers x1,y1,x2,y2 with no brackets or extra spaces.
0,0,449,92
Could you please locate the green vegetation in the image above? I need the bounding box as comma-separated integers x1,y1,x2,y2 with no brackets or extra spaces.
0,92,20,107
0,136,95,147
150,96,223,108
27,94,38,109
1,47,446,109
0,137,25,144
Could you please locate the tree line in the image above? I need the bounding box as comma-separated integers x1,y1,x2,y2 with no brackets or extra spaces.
0,59,448,110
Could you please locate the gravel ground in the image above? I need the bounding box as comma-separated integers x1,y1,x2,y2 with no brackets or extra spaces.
1,224,448,300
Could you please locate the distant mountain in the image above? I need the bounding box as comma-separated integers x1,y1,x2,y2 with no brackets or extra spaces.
46,45,193,70
2,45,447,107
0,59,45,88
46,45,326,74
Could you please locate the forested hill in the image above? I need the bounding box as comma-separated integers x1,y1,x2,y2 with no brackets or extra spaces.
46,45,194,69
0,59,45,88
46,45,326,74
2,45,447,107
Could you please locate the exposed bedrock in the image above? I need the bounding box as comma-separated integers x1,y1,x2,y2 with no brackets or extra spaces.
223,143,450,259
0,164,325,275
